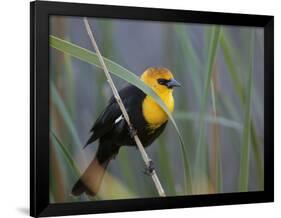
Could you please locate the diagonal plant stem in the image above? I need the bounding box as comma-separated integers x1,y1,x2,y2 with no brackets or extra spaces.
83,17,166,197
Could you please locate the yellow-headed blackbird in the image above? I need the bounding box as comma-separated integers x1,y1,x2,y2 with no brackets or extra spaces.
72,67,181,196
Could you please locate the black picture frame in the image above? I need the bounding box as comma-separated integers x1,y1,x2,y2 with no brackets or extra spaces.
30,1,274,217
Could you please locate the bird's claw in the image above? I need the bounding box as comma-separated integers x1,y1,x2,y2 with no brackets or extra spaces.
129,125,137,138
143,160,155,175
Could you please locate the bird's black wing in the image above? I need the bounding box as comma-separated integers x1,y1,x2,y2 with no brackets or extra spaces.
84,85,144,147
84,102,121,146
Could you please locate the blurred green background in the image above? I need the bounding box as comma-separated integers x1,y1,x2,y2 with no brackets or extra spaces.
49,16,264,203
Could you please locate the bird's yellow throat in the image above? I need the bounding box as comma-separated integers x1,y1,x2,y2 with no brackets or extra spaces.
142,92,174,129
140,68,175,129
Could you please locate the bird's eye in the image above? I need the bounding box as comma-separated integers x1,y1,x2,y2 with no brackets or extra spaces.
157,78,169,85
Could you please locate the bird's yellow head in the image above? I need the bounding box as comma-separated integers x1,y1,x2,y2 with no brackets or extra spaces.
140,67,180,128
140,67,181,95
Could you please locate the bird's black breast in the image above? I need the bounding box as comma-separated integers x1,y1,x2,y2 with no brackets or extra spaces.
86,85,168,148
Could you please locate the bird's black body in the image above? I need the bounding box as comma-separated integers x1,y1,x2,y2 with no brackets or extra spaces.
86,85,167,150
72,85,167,196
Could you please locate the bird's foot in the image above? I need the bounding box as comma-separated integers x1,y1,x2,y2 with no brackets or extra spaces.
143,159,155,175
128,125,137,138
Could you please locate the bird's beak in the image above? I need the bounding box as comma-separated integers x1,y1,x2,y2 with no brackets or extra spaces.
167,78,181,88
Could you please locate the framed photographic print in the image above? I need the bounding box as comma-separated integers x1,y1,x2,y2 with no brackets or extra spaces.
30,1,274,217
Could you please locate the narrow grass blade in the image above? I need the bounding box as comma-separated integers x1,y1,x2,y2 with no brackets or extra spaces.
157,136,177,195
251,124,264,188
174,111,243,131
174,25,202,100
220,31,245,101
51,130,81,177
210,78,223,193
51,83,81,148
238,32,254,192
220,29,263,187
222,29,262,120
194,26,221,177
50,143,66,202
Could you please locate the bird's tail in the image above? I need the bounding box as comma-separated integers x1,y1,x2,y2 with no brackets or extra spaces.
71,145,115,196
